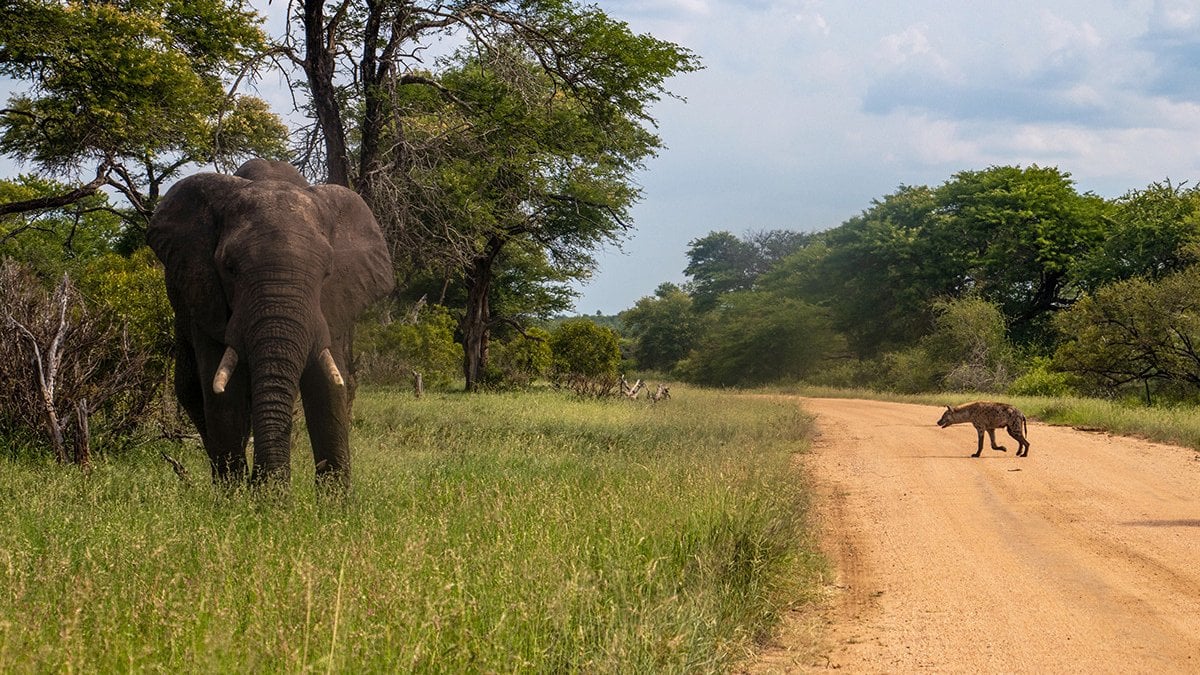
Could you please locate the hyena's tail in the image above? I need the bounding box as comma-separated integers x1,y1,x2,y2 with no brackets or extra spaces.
1023,414,1028,439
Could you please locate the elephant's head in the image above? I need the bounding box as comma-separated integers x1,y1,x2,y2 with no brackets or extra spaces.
148,161,393,483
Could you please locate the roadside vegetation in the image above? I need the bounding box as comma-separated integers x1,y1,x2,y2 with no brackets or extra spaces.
0,388,820,672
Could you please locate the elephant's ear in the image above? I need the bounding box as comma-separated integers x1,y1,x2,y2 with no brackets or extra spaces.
147,173,247,341
310,184,395,331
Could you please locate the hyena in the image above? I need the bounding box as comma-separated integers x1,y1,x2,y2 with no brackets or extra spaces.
936,401,1030,458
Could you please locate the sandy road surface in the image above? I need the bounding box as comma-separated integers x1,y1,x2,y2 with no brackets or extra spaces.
756,397,1200,673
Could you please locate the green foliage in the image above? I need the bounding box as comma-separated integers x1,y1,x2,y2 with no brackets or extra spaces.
619,282,700,372
484,328,553,389
1073,180,1200,291
875,347,942,394
0,176,124,275
684,231,760,312
75,248,174,366
550,319,622,395
921,296,1015,392
0,387,819,671
1008,357,1075,397
798,185,946,355
1052,267,1200,401
0,0,287,218
680,292,839,387
934,165,1107,345
355,304,464,389
684,230,811,313
382,31,695,389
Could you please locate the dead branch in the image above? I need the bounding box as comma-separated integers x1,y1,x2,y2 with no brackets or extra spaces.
160,451,190,482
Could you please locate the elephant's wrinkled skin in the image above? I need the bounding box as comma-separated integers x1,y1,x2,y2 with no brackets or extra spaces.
148,159,394,486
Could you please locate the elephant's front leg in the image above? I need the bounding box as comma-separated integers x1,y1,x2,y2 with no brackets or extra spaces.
300,360,351,485
193,334,251,484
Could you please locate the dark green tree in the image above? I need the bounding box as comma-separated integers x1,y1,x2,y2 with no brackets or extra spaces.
684,229,811,312
550,319,622,396
801,185,949,355
935,165,1107,344
364,39,694,390
1075,180,1200,292
1053,267,1200,400
619,282,699,372
683,231,759,312
680,292,839,387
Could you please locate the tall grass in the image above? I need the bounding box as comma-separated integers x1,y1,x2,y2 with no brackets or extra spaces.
0,388,820,672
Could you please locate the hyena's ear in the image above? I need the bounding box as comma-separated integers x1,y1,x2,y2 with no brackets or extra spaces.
946,405,953,412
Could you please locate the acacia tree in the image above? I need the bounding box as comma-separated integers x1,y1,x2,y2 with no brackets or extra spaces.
934,165,1108,344
281,2,696,390
0,0,288,225
1053,267,1200,399
411,45,691,389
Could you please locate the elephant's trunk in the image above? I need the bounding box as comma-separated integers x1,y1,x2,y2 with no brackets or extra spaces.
244,309,312,484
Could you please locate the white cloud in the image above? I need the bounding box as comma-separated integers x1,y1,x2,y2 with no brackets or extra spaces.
1150,0,1200,31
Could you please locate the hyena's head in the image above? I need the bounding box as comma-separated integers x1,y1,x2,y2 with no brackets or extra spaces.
937,405,956,428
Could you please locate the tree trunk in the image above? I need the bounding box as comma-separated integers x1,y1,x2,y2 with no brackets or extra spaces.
462,283,490,392
303,0,351,187
461,242,502,392
355,0,391,206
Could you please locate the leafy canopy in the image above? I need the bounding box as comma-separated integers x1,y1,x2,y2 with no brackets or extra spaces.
0,0,288,218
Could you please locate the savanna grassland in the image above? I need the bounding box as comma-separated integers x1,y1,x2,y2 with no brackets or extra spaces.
0,388,821,672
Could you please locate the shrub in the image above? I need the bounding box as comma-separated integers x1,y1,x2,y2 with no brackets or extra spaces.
0,259,162,461
679,292,840,387
484,327,552,389
1008,356,1075,397
549,319,622,396
923,296,1015,392
355,303,464,389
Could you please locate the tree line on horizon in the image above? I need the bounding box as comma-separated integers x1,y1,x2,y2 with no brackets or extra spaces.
618,165,1200,404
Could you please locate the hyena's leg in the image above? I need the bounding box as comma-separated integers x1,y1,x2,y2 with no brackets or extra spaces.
1008,424,1029,457
987,428,1008,452
973,427,985,457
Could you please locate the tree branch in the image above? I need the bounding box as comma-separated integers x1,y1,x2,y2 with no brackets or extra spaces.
0,162,111,218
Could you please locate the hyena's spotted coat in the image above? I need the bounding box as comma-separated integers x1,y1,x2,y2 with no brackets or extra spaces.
937,401,1030,458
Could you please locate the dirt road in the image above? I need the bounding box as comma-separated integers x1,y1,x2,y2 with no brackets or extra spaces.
757,397,1200,673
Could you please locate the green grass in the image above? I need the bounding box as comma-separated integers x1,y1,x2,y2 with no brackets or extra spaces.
0,387,822,672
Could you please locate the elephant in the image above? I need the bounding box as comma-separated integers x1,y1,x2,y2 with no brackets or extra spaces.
148,159,394,486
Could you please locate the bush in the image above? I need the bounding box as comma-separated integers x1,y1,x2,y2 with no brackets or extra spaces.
0,259,163,461
1008,356,1075,397
355,303,464,389
549,319,622,396
483,327,552,389
923,296,1015,392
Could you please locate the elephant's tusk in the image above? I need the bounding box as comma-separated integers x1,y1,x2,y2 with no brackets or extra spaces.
319,348,345,387
212,346,239,394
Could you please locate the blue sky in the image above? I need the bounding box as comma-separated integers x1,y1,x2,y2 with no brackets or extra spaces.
5,0,1200,314
569,0,1200,313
